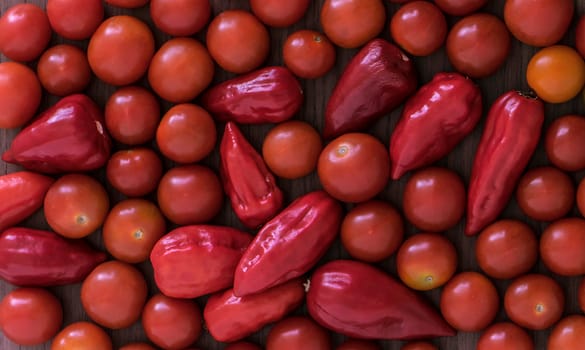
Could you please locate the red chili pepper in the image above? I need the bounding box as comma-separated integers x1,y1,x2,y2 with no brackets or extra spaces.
307,259,456,340
0,171,54,232
150,225,253,299
324,38,417,139
220,122,284,229
389,72,483,179
2,94,111,174
204,278,305,343
0,227,107,286
234,190,342,296
201,66,303,124
466,91,545,235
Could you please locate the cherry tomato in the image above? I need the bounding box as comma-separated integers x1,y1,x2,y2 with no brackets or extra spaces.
88,15,155,86
150,0,210,36
579,277,585,313
36,44,92,97
0,62,41,129
337,339,381,350
317,133,390,203
0,3,51,62
432,0,488,16
46,0,103,40
390,1,447,56
119,343,157,350
475,219,538,280
156,104,217,164
396,233,457,291
504,274,564,330
206,10,270,74
446,13,510,78
262,121,323,179
401,342,438,350
283,30,336,79
540,217,585,276
106,148,163,197
157,165,223,225
526,45,585,104
577,15,585,58
250,0,310,27
142,294,202,350
0,288,62,346
224,342,262,350
476,322,534,350
545,114,585,171
266,316,331,350
402,167,465,232
44,174,109,239
102,199,166,264
440,271,499,332
548,315,585,350
50,322,112,350
320,0,386,49
105,0,149,8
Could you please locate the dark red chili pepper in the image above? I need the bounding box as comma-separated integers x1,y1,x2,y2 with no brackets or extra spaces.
220,122,284,229
0,171,54,232
389,72,483,179
234,190,342,297
324,38,417,139
466,91,544,235
307,259,456,340
0,227,107,286
2,94,111,174
201,66,303,124
150,225,253,299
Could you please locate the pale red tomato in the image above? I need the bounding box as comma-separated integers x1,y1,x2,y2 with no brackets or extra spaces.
0,3,51,62
390,1,447,56
46,0,103,40
51,322,112,350
477,322,534,350
540,218,585,276
283,30,336,79
250,0,310,27
0,62,42,129
106,148,163,197
150,0,210,36
36,44,92,96
548,315,585,350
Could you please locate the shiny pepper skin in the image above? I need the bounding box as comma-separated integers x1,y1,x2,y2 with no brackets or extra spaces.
233,190,342,296
2,94,111,174
220,122,284,228
466,91,545,235
389,72,483,179
324,38,417,139
201,66,303,124
307,259,456,340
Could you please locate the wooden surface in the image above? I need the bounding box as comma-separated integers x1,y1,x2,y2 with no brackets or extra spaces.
2,0,585,349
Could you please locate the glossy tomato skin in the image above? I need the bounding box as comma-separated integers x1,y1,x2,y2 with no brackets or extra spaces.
283,30,336,79
266,316,331,350
401,342,438,350
106,148,163,197
433,0,488,16
224,342,262,350
250,0,310,27
577,15,585,58
545,114,585,171
0,62,42,129
390,1,447,56
46,0,103,40
106,0,149,8
150,0,210,36
476,322,534,350
50,321,113,350
337,339,381,350
0,3,51,62
548,315,585,350
540,218,585,276
36,44,92,97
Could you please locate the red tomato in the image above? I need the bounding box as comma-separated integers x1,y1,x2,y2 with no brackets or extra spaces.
577,15,585,58
390,1,447,56
224,342,262,350
0,62,42,129
476,322,534,350
36,44,92,96
579,277,585,313
142,294,202,350
504,274,564,330
317,133,390,203
540,218,585,276
337,340,381,350
266,316,331,350
150,0,210,36
0,288,62,346
283,30,336,79
88,15,155,86
106,148,163,197
548,315,585,350
119,343,157,350
105,0,150,8
440,271,499,332
545,114,585,171
250,0,310,27
432,0,488,16
51,321,112,350
0,3,51,62
401,342,438,350
206,10,270,74
46,0,103,40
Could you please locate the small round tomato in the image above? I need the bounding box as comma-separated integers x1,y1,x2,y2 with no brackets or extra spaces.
0,3,51,62
250,0,310,27
337,339,381,350
0,288,62,346
548,315,585,350
266,316,331,350
527,45,585,104
88,15,155,86
446,13,510,78
0,62,41,129
119,343,157,350
51,322,112,350
106,148,163,197
150,0,210,36
44,174,109,239
440,271,499,332
432,0,488,16
390,1,447,56
206,10,269,74
504,274,564,330
148,37,214,103
224,342,262,350
156,104,217,164
105,0,149,8
545,114,585,171
318,133,390,203
262,120,323,179
142,294,202,350
36,44,92,96
340,200,404,262
320,0,386,49
402,167,465,232
476,322,534,350
157,165,223,225
401,342,438,350
577,16,585,58
396,233,457,291
283,30,336,79
579,277,585,313
46,0,103,40
540,217,585,276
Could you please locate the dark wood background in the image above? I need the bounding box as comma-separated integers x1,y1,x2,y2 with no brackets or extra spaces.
2,0,585,349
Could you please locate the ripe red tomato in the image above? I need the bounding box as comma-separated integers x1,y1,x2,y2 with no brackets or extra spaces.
390,1,447,56
476,322,534,350
46,0,103,40
250,0,310,27
504,274,564,330
36,44,92,97
432,0,488,16
579,277,585,313
224,342,262,350
88,15,155,86
150,0,210,36
0,288,62,346
540,217,585,276
0,3,51,62
119,343,156,350
142,294,202,350
206,10,270,74
266,316,331,350
545,114,585,171
105,0,149,8
548,315,585,350
446,13,510,78
106,148,163,197
401,342,438,350
337,339,381,350
283,30,336,79
0,62,42,129
51,321,112,350
577,15,585,58
440,271,499,332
